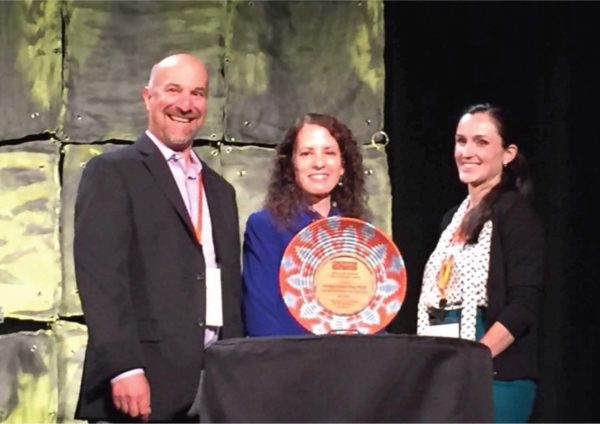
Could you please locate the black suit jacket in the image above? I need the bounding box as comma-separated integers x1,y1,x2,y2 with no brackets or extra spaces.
74,134,243,422
442,191,544,380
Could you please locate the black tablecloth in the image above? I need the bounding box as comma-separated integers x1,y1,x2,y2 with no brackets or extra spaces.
192,334,493,423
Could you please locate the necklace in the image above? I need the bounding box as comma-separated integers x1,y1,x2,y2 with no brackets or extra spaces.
436,227,466,309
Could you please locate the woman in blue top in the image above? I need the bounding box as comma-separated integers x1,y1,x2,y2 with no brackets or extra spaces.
243,113,368,336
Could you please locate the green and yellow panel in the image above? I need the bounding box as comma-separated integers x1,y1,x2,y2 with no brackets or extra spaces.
224,1,385,145
0,141,61,321
0,1,62,140
61,1,227,143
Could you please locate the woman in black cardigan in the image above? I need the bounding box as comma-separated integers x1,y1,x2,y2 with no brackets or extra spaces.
417,104,544,422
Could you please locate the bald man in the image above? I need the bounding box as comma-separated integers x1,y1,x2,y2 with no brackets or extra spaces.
74,54,243,422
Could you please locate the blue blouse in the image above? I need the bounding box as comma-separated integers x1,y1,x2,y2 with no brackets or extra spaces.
242,207,340,336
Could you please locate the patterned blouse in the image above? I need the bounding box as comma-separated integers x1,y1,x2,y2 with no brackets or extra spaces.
417,197,493,340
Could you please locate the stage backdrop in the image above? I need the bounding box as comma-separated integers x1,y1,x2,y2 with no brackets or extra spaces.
0,1,390,422
384,2,600,422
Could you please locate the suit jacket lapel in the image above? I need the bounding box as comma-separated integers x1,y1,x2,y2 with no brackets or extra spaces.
202,165,227,264
135,134,197,242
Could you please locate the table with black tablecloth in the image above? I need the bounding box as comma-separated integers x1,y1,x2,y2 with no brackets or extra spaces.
192,334,493,423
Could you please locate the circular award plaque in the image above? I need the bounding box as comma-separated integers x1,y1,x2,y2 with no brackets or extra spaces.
279,217,407,335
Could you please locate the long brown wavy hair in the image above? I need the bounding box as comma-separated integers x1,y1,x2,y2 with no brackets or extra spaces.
265,113,367,228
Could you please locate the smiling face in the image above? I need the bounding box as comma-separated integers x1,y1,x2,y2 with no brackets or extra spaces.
454,112,517,191
292,123,345,203
143,54,208,151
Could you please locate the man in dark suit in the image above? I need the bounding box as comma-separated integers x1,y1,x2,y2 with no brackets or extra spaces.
74,53,243,422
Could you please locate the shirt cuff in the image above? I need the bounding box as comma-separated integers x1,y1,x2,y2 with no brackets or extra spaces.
111,368,145,384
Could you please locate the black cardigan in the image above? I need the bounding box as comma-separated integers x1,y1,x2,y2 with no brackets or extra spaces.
441,191,545,380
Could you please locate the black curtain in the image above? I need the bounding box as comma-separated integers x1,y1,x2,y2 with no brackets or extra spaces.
384,2,600,422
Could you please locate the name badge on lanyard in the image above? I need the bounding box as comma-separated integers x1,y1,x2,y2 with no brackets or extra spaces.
205,268,223,327
423,307,461,338
421,322,460,338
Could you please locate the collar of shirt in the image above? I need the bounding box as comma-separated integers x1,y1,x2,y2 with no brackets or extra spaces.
146,130,203,175
305,204,341,219
287,205,342,235
145,130,218,270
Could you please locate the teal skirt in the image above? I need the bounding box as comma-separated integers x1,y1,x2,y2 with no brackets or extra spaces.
438,309,536,423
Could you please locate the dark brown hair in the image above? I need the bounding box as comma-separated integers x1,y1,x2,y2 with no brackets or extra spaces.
459,103,532,244
265,113,367,228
